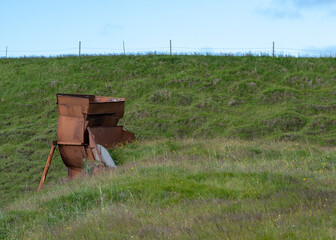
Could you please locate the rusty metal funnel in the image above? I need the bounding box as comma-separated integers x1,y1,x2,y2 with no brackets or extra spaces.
38,93,134,191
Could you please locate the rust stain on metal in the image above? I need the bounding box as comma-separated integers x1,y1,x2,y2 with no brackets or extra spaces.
38,93,134,191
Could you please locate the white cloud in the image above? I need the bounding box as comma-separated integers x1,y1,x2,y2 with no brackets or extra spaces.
258,0,336,19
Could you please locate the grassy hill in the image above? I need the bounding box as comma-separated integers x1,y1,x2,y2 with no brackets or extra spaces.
0,55,336,239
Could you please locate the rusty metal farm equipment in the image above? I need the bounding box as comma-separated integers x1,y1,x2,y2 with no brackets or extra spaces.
37,93,134,191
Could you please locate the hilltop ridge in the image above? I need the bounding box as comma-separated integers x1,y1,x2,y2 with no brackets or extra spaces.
0,55,335,239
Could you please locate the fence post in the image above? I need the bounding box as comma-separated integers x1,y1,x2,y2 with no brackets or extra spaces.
5,46,8,58
123,41,126,55
79,41,81,56
170,40,172,55
272,41,275,57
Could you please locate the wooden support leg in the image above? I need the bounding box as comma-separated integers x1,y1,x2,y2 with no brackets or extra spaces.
37,141,57,192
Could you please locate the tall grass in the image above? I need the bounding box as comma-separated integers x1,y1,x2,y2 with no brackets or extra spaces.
1,139,335,239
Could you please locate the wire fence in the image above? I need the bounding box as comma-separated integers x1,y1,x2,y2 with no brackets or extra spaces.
1,42,336,58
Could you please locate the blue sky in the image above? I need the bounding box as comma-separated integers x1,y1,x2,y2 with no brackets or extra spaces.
1,0,336,57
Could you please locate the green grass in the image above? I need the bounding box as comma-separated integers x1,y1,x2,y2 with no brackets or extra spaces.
0,55,336,239
1,139,336,239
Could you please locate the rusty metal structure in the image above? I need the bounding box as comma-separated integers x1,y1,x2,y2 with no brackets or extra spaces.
38,93,134,191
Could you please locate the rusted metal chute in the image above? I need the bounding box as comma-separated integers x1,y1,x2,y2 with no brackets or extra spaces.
38,93,134,191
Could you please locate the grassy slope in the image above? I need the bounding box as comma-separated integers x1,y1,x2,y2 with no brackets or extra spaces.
1,139,336,239
0,55,336,239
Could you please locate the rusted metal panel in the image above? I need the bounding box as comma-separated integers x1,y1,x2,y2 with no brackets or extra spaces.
58,145,87,168
94,96,125,102
57,93,94,104
58,96,89,111
87,115,120,127
68,167,84,179
87,127,105,167
89,127,135,148
58,104,83,118
121,130,135,143
57,116,85,144
90,126,123,148
38,93,135,187
56,93,135,177
88,102,125,117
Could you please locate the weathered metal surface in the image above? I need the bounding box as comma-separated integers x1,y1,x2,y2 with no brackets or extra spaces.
58,145,87,168
56,93,134,177
90,127,135,148
87,127,105,167
38,93,135,190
